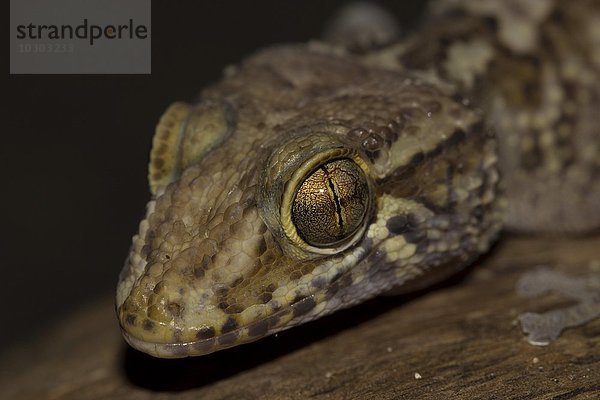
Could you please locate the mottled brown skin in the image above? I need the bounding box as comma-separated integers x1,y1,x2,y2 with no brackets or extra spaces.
116,0,599,358
368,0,600,232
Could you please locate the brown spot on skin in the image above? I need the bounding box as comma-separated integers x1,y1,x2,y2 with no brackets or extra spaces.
292,294,305,304
167,302,181,317
248,319,269,337
325,282,340,300
386,214,421,236
292,296,317,317
217,331,239,346
194,267,205,278
143,320,155,331
311,276,327,289
222,317,238,333
386,215,411,235
445,128,467,147
126,314,136,325
266,283,276,292
259,292,272,303
338,274,353,289
265,313,282,328
196,326,216,339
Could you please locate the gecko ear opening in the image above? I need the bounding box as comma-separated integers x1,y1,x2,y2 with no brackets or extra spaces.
148,100,236,194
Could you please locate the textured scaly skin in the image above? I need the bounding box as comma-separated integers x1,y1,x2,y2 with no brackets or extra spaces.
116,0,599,358
367,0,600,232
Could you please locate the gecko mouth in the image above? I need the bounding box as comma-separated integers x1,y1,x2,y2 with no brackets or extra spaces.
120,294,319,358
116,208,380,359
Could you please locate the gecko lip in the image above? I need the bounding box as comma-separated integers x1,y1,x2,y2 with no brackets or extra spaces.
120,327,222,359
120,294,319,358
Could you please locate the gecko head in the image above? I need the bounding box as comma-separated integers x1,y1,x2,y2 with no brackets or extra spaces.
115,95,382,358
116,125,377,358
116,46,502,358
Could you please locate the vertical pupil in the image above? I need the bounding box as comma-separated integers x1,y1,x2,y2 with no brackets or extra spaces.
292,158,368,246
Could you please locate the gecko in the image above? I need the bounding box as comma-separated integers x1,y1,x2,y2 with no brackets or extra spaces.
116,0,600,358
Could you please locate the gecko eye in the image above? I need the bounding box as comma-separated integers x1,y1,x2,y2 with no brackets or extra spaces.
291,158,370,248
261,136,374,258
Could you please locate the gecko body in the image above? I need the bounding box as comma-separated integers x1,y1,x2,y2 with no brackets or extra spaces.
116,0,600,358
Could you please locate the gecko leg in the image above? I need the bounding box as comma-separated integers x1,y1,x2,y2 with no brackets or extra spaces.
516,267,600,346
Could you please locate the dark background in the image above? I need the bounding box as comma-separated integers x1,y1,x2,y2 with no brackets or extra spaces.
4,1,426,348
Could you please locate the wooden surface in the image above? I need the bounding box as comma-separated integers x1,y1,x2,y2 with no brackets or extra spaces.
1,235,598,399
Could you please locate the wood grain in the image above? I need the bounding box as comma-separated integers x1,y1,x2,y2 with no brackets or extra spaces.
1,235,598,399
